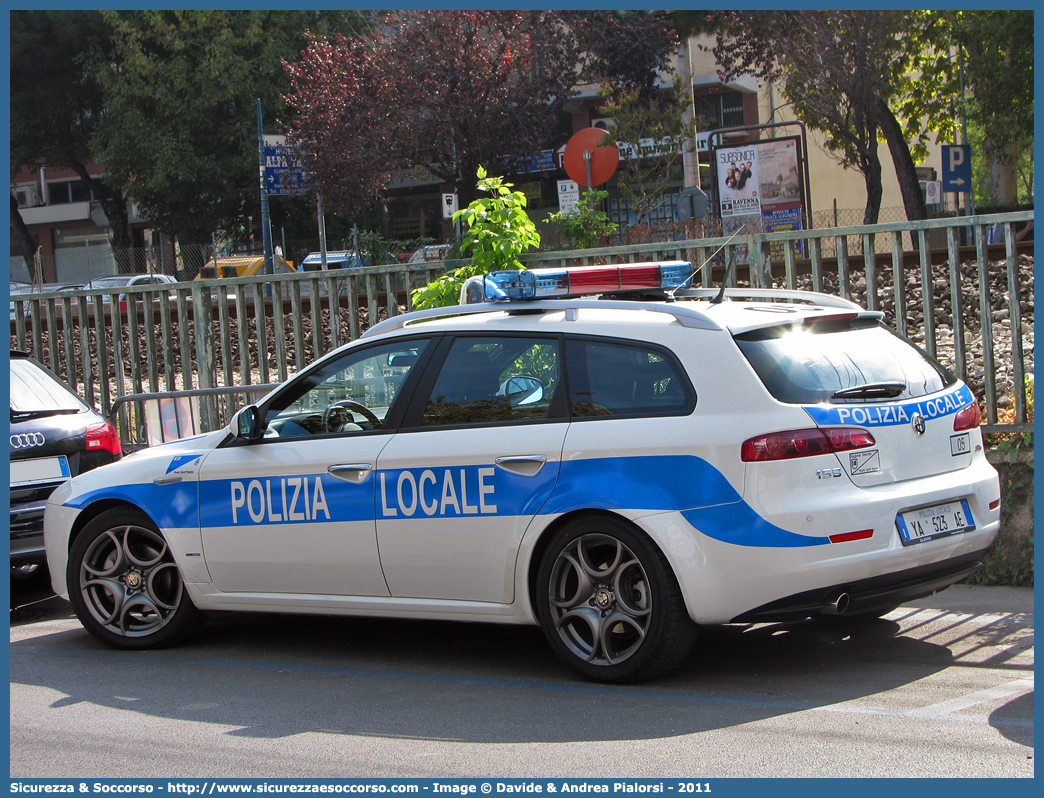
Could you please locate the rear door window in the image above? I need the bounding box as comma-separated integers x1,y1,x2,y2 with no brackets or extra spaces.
419,336,563,427
565,338,694,418
734,319,955,405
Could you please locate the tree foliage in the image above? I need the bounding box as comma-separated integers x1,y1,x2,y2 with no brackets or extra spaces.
10,10,134,272
95,10,359,244
285,11,581,216
598,80,693,226
713,10,1034,219
569,11,681,100
411,168,539,310
547,189,618,250
714,11,916,225
902,11,1034,206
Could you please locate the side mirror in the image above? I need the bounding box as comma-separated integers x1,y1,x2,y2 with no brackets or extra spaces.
233,405,262,440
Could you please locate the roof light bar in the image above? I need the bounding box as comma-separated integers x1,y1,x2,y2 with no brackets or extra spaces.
478,261,693,303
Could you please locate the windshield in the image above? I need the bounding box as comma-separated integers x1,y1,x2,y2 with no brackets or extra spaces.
10,357,88,414
734,319,955,405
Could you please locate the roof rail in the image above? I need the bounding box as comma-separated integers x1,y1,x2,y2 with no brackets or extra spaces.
676,287,864,310
361,299,725,338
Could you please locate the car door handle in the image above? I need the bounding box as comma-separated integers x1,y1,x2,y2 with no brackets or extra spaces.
328,464,373,483
494,455,547,477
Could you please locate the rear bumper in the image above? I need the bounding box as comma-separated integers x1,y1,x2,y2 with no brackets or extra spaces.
730,548,987,622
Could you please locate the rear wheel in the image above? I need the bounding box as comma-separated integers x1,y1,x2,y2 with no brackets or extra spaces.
67,508,203,649
535,515,697,683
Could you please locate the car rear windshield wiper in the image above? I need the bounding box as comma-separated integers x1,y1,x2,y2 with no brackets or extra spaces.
830,382,907,400
10,408,80,421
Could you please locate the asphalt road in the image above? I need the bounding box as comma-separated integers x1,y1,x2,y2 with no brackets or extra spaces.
10,578,1034,779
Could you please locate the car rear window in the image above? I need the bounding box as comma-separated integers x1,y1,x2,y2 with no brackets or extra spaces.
734,318,955,405
10,358,88,414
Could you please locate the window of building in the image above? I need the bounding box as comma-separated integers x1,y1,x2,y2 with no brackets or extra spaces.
48,180,94,205
53,227,110,249
608,193,680,227
693,91,746,132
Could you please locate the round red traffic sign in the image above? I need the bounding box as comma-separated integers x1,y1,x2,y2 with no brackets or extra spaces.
562,127,620,188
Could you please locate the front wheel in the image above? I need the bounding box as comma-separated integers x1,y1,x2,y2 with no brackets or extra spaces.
535,515,697,683
67,508,203,649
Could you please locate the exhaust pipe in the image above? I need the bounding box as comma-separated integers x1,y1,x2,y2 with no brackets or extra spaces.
821,591,850,616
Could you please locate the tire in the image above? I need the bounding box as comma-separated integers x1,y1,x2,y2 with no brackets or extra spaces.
535,515,698,683
67,508,203,649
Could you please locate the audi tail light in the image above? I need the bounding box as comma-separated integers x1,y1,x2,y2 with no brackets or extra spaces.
741,428,875,462
86,420,122,456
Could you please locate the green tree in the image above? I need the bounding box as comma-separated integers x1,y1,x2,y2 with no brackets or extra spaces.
285,11,580,214
902,11,1034,207
546,189,618,250
411,168,540,310
598,81,693,226
714,11,911,225
94,10,359,245
10,11,134,273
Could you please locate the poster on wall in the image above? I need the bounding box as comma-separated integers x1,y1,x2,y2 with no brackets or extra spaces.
713,136,806,263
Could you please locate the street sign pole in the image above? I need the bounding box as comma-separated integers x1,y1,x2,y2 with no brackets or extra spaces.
256,99,275,278
583,151,593,209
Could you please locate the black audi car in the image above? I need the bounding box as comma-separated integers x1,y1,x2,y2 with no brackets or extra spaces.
9,350,122,579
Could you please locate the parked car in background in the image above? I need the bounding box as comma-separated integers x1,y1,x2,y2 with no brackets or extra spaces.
9,281,83,320
81,274,178,312
10,350,121,582
299,251,398,270
407,244,453,263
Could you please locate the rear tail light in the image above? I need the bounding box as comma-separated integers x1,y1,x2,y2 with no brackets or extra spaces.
86,420,122,456
953,402,982,431
741,427,875,462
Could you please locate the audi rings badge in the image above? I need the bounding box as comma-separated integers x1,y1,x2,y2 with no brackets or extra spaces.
10,432,46,450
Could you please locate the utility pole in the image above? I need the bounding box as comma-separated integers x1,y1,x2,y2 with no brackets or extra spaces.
256,99,275,276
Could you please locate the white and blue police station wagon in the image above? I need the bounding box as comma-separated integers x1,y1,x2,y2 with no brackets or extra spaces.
44,262,1001,682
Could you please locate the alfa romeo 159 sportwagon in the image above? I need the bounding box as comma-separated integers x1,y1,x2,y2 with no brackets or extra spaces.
44,262,1000,682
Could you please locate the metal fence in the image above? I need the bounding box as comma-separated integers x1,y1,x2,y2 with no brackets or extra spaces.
10,211,1033,448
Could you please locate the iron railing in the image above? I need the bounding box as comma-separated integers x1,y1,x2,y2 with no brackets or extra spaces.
11,211,1033,438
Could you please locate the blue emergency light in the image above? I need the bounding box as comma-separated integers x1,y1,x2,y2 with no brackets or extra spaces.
480,261,693,302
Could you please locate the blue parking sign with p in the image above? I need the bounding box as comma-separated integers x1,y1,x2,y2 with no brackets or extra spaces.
941,145,972,193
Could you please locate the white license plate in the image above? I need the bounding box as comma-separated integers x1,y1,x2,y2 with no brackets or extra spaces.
11,456,71,487
950,433,971,456
896,500,975,546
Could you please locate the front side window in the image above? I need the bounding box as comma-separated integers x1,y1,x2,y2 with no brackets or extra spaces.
566,339,694,418
421,336,561,426
262,339,430,439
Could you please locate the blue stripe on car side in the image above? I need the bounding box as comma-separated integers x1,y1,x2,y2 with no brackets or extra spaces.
64,454,828,548
63,482,200,530
546,455,826,547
